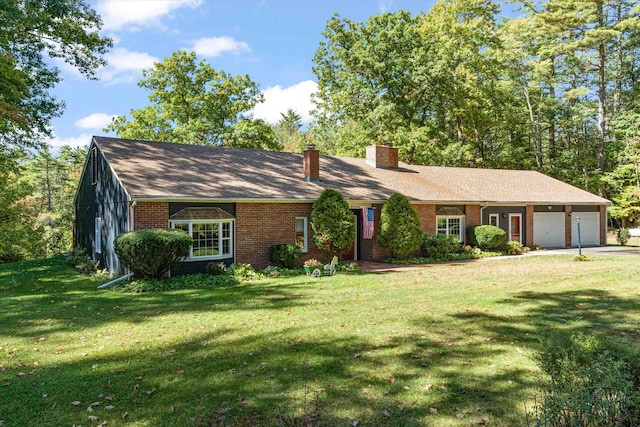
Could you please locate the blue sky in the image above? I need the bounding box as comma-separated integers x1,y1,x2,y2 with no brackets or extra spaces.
48,0,438,151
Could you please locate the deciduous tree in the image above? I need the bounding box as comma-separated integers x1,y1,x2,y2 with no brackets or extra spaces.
106,50,278,149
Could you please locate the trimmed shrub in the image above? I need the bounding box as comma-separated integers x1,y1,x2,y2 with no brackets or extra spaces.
268,243,302,268
205,262,227,275
504,240,524,255
421,233,460,261
377,193,423,258
311,189,355,259
532,332,640,426
467,225,506,250
617,228,630,246
114,229,193,278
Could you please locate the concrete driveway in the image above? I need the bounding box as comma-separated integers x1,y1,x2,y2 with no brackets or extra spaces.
526,245,640,257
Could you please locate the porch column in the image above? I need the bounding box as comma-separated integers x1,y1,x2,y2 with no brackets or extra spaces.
525,205,534,247
565,205,573,247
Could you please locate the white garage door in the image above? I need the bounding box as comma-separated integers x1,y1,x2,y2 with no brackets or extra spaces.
534,213,565,248
571,212,600,246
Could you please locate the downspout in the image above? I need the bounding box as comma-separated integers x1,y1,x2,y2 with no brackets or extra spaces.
480,203,488,225
97,272,134,289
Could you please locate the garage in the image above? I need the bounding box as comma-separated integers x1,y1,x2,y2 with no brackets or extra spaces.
571,212,600,246
534,212,565,247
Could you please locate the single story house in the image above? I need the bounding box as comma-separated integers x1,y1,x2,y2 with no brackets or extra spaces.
74,136,611,274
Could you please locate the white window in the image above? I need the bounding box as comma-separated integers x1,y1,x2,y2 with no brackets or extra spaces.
489,214,499,227
170,219,234,260
436,216,465,242
295,217,308,252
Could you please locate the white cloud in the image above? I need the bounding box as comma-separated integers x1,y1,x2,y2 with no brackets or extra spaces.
253,80,318,124
379,0,393,12
100,47,158,84
48,133,93,152
75,113,116,130
189,37,250,57
98,0,203,31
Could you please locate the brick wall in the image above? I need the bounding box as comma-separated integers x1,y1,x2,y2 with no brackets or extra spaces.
413,204,436,234
600,205,607,245
565,205,573,246
465,205,481,228
525,205,534,247
235,202,325,269
134,202,169,230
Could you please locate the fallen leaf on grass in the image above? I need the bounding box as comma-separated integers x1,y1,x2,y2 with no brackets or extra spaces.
386,377,395,383
383,409,391,417
176,368,184,374
429,408,438,414
71,401,81,406
88,415,98,421
457,413,464,418
105,394,114,401
237,396,247,405
105,405,114,410
121,412,128,418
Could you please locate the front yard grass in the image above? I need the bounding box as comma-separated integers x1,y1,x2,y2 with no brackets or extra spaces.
1,255,639,426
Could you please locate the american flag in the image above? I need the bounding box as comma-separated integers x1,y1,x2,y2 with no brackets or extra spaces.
362,207,374,239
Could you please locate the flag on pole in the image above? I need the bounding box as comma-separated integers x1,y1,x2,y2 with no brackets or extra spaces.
362,207,374,239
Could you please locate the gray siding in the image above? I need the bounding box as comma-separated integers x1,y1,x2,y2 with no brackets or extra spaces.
75,140,129,274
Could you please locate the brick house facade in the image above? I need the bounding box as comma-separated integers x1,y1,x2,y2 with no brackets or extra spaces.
75,136,611,275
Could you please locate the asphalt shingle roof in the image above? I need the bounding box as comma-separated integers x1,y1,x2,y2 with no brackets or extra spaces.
94,136,610,205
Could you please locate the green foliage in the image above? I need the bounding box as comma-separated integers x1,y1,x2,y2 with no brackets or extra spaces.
0,0,112,148
227,263,262,282
105,50,277,149
268,243,302,269
205,262,227,276
617,228,631,246
467,225,507,250
505,240,525,255
114,229,193,278
112,273,237,293
64,247,97,275
421,233,461,261
310,189,355,259
376,193,423,257
532,332,640,427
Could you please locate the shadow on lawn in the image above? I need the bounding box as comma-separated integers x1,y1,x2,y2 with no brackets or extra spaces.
4,259,640,426
0,270,320,340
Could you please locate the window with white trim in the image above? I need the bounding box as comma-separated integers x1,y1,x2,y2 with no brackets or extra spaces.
170,219,234,260
489,214,499,227
295,217,308,252
436,216,465,242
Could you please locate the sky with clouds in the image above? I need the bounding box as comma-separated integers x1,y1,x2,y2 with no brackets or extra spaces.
49,0,437,151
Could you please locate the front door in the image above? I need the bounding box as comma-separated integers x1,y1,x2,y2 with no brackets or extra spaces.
509,214,522,243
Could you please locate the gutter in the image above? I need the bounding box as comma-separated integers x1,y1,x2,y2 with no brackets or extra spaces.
97,272,134,289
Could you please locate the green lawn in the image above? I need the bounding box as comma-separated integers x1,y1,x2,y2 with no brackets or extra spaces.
1,255,640,426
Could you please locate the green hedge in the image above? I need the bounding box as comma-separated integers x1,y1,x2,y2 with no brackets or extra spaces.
421,233,460,261
466,225,506,250
268,243,302,269
114,229,193,278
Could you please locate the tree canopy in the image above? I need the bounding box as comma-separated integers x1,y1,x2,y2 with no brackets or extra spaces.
106,50,279,150
312,0,640,224
0,0,112,150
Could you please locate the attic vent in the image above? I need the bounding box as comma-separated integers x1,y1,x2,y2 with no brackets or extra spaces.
436,207,465,216
169,207,235,221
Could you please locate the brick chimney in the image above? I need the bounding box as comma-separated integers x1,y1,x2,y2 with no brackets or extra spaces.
366,143,398,169
303,145,320,182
